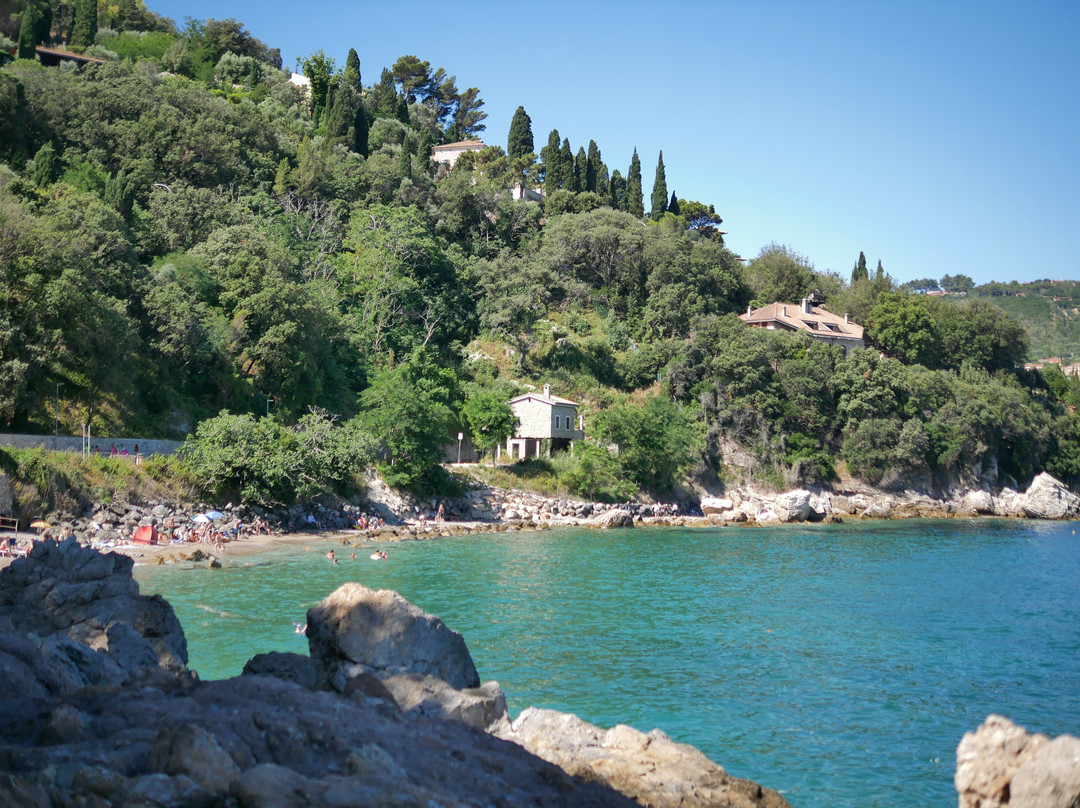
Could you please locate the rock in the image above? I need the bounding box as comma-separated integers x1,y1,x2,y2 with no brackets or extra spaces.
148,723,241,793
498,707,789,808
1011,734,1080,808
963,490,996,515
1021,472,1080,520
772,490,812,523
860,500,894,519
956,714,1050,808
382,672,509,731
700,497,733,515
591,509,634,529
242,651,321,690
306,582,479,690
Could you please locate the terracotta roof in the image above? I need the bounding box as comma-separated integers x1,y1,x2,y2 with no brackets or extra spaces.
34,46,106,64
740,302,864,340
432,140,486,151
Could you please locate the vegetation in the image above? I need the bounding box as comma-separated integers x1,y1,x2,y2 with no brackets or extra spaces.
0,4,1078,512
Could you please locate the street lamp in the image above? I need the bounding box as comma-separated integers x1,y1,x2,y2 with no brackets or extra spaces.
266,397,274,417
54,382,64,438
457,432,464,463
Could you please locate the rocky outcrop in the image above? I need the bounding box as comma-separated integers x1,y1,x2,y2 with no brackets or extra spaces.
772,489,811,523
0,536,188,697
0,541,787,808
1021,472,1080,520
592,509,635,529
498,708,788,808
956,714,1080,808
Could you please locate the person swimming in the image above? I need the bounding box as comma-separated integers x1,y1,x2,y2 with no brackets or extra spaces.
293,622,307,635
370,550,388,560
325,550,338,564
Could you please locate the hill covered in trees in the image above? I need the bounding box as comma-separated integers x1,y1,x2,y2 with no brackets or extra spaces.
1,1,1079,504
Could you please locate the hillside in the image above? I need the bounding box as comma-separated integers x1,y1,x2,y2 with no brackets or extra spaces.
1,3,1080,507
979,283,1080,362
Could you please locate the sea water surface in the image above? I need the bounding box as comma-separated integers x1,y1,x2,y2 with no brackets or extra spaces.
135,519,1080,808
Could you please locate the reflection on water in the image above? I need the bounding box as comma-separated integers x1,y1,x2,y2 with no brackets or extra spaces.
136,520,1080,808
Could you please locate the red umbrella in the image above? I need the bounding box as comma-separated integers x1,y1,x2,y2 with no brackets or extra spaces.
133,525,158,545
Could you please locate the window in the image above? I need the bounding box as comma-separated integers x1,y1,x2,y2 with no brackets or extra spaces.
554,416,561,429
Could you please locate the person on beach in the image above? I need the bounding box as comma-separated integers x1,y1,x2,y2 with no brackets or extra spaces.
436,502,445,522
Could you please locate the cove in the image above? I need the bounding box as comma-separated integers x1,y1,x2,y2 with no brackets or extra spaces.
135,519,1080,808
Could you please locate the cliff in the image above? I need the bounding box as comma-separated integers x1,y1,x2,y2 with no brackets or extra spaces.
0,538,788,808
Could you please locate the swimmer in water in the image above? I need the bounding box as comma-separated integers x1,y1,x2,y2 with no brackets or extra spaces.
349,551,356,560
326,550,338,564
293,622,307,635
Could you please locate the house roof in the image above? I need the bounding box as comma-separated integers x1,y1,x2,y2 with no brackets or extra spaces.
740,302,864,340
432,140,486,151
509,392,579,407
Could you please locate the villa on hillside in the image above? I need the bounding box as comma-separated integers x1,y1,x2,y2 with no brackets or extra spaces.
740,298,865,352
430,140,486,169
499,385,584,461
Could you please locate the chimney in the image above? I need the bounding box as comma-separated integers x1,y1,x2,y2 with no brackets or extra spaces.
782,305,787,317
543,384,551,398
746,304,753,316
845,313,850,324
802,298,812,314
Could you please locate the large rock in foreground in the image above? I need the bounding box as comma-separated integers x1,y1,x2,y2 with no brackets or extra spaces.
0,537,188,698
956,714,1080,808
1020,473,1080,520
498,708,789,808
306,581,479,690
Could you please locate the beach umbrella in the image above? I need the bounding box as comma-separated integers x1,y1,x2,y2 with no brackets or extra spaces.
190,514,211,523
204,510,226,520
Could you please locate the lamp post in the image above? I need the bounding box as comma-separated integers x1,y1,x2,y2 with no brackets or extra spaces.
457,432,463,463
266,397,274,417
54,382,64,438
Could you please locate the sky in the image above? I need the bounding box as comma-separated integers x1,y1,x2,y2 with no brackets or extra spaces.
148,0,1080,286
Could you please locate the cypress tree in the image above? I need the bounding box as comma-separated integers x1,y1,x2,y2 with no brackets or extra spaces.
596,163,609,199
371,69,398,117
507,105,534,160
852,251,869,284
572,146,587,193
36,1,51,46
875,260,885,281
353,102,370,157
540,128,561,190
585,140,601,193
70,0,97,50
345,48,361,89
17,3,37,60
415,129,433,161
398,136,413,178
558,138,573,191
626,149,644,218
31,142,58,187
325,87,352,144
650,150,668,220
668,191,680,216
609,169,626,211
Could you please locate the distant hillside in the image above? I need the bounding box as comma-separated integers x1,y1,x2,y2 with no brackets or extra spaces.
977,281,1080,362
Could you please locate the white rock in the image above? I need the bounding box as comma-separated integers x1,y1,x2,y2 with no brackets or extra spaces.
772,490,812,523
1021,473,1080,520
700,497,733,515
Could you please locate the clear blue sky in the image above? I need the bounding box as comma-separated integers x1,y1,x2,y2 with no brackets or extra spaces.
149,0,1080,286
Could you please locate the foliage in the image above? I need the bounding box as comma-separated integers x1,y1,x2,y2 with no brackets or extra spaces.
462,388,517,457
649,150,667,221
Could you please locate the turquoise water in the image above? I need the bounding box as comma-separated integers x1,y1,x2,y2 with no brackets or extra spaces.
135,520,1080,808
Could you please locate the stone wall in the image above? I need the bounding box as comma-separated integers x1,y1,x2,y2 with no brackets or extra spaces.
0,433,183,456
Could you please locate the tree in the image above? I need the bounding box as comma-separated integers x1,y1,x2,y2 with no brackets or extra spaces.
608,168,626,211
453,87,487,137
866,292,936,365
747,243,814,304
30,142,58,187
851,251,869,284
300,50,337,120
462,389,517,459
391,54,433,103
940,273,975,294
585,140,602,192
679,200,723,240
572,146,587,193
626,148,644,218
650,150,668,220
18,2,38,60
344,48,361,87
667,191,680,216
507,105,533,160
540,129,566,191
70,0,97,49
593,394,701,493
559,138,574,192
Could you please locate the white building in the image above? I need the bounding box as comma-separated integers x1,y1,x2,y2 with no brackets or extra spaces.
430,140,486,169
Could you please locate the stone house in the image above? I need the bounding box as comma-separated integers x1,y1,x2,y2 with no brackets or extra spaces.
430,140,486,169
499,385,584,461
739,298,865,352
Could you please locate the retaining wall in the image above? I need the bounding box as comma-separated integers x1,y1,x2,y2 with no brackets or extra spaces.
0,434,184,456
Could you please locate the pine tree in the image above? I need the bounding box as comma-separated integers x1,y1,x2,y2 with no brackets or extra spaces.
668,191,680,216
852,251,869,284
585,140,601,193
17,2,37,60
70,0,97,50
650,150,668,220
507,106,534,160
626,149,644,218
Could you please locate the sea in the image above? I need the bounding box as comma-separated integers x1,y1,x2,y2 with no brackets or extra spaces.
134,519,1080,808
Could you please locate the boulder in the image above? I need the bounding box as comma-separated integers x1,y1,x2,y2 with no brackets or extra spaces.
860,500,894,519
381,672,509,731
1011,734,1080,808
1021,473,1080,520
306,582,479,690
772,490,812,523
700,497,733,515
591,509,635,529
963,490,996,515
242,651,322,690
498,707,789,808
956,714,1050,808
